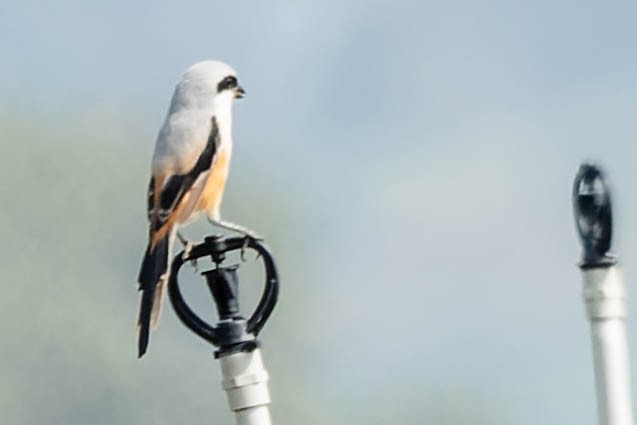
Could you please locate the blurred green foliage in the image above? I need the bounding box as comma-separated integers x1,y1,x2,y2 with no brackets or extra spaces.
0,112,500,424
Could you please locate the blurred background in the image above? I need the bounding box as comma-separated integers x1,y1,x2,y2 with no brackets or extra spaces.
2,1,637,424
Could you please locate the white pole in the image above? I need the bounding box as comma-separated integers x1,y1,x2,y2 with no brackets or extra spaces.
582,266,634,425
167,236,279,425
573,163,635,425
219,348,272,425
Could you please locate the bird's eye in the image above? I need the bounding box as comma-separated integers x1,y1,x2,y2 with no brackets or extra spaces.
217,76,237,92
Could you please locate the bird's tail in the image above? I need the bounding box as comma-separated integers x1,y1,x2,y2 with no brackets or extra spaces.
137,231,173,358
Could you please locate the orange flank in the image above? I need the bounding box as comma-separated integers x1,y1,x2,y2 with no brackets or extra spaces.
197,145,231,217
149,145,231,249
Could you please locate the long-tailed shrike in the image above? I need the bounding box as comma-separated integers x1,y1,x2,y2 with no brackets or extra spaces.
137,60,259,358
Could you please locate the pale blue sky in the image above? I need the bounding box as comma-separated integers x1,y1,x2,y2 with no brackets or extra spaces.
3,1,637,424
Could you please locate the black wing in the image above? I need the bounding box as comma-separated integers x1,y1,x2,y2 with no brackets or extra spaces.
147,117,220,232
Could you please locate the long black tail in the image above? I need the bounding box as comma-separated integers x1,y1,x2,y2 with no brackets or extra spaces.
137,233,170,358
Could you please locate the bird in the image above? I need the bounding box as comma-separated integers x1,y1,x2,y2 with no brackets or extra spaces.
137,60,259,358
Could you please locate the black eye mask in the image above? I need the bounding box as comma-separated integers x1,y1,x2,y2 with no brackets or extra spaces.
217,75,238,92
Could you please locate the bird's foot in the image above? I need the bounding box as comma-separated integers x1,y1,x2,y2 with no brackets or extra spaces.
206,219,264,262
207,219,263,241
177,232,198,271
235,237,264,262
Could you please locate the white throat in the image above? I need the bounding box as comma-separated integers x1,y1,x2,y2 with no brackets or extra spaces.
212,93,235,150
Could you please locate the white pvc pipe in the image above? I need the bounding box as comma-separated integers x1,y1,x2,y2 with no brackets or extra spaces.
582,266,634,425
218,348,272,425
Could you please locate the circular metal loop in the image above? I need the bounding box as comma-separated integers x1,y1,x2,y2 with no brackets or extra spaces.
167,236,279,347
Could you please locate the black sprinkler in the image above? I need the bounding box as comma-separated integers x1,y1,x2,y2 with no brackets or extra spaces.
572,163,616,269
167,235,279,357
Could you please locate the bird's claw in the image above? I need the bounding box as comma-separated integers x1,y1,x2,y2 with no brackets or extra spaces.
190,257,198,272
181,241,198,271
238,236,264,262
240,237,250,262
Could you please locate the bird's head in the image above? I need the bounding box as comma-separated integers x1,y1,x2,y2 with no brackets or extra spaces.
172,60,245,110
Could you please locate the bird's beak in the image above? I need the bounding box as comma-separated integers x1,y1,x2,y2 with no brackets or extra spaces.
234,85,246,99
